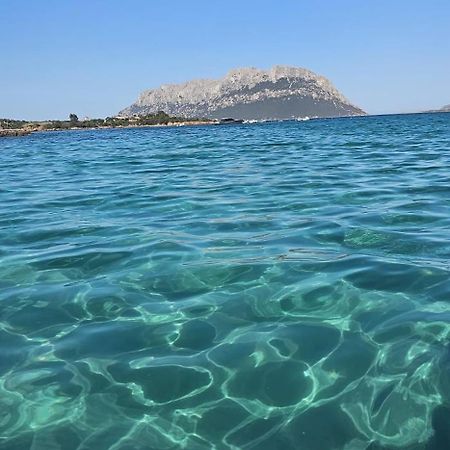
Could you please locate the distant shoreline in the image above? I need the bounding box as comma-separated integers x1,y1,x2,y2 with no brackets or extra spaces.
42,120,215,132
0,117,215,138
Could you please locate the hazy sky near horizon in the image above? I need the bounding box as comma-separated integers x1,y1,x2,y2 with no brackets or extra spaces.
1,0,449,120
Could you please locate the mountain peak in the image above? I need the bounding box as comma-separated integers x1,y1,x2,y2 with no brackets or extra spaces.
120,65,365,120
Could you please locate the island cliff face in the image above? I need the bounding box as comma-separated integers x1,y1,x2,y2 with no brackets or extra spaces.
119,66,366,120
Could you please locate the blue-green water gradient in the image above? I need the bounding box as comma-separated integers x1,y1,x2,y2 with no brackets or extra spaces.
1,114,450,449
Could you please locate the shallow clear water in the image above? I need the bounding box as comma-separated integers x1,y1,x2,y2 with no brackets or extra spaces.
1,114,450,449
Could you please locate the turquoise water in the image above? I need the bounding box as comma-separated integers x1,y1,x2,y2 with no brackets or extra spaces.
0,114,450,449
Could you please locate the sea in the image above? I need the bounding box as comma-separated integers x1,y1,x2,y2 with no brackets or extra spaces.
0,113,449,449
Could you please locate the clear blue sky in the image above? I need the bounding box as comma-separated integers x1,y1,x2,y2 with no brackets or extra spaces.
1,0,449,120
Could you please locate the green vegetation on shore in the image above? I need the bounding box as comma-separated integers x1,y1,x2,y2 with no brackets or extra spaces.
0,119,30,130
0,111,212,134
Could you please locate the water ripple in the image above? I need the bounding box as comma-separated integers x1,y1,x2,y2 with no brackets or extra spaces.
1,114,450,449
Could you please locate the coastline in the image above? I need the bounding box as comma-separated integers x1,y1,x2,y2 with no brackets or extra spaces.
0,120,215,138
49,120,216,132
2,111,447,138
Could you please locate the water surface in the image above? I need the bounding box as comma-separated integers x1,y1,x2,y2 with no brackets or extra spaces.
1,114,450,449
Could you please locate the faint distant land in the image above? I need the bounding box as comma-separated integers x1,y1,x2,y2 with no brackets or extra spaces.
425,104,450,113
119,65,366,120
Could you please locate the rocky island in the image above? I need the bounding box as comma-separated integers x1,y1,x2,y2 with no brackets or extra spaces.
425,104,450,113
1,67,367,138
119,65,366,120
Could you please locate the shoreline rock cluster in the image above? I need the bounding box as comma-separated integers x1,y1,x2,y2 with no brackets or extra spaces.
0,129,32,137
